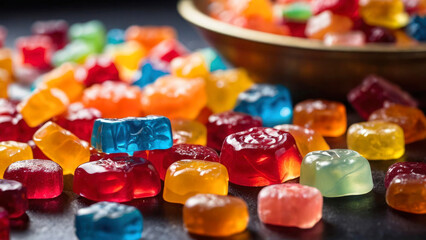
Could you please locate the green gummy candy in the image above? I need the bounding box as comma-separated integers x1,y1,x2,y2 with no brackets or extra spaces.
69,20,106,53
52,40,96,66
300,149,373,198
282,2,312,22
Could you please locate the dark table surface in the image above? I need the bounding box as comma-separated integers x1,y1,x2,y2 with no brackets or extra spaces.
1,1,426,240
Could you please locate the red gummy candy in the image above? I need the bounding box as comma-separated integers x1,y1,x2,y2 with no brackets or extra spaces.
149,39,188,63
220,127,303,187
385,162,426,188
28,140,50,160
0,207,9,239
147,144,220,180
0,179,28,218
207,111,262,152
4,159,63,199
74,157,161,202
32,20,68,50
89,151,130,162
82,56,121,87
0,100,38,142
347,75,418,119
282,20,307,38
16,35,53,69
312,0,359,18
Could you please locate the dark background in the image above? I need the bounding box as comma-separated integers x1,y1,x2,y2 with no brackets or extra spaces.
1,1,426,240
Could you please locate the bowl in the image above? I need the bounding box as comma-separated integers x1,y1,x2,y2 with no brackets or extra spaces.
178,0,426,103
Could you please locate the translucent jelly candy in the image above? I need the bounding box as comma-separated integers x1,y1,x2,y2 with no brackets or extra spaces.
32,20,68,50
258,183,323,229
0,49,13,77
324,31,366,46
171,119,207,145
39,63,84,102
206,111,262,152
283,20,307,38
69,20,106,53
227,0,274,22
348,75,418,119
17,87,69,128
82,81,142,118
106,41,146,80
149,39,188,63
300,149,374,197
4,159,63,199
0,179,28,218
75,202,143,240
293,99,347,137
347,121,405,160
282,2,312,22
92,117,173,155
220,127,302,186
183,194,249,237
82,56,121,87
235,84,293,127
305,11,353,40
274,124,330,157
0,141,33,178
141,76,207,120
0,207,8,239
33,121,90,174
385,162,426,188
74,157,161,202
0,69,9,99
107,28,125,45
312,0,359,17
54,103,101,142
406,15,426,42
206,69,253,113
363,26,396,43
16,35,53,69
163,160,229,204
360,0,409,29
125,26,176,50
52,40,96,66
369,104,426,144
148,144,219,180
132,61,169,89
171,53,209,79
198,48,227,72
386,174,426,214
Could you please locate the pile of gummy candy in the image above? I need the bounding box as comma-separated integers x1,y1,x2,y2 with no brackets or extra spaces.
208,0,426,46
0,18,426,240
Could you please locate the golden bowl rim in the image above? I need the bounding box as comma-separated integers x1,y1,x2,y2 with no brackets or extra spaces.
177,0,426,53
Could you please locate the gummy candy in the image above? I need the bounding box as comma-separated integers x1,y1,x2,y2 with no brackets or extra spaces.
360,0,409,29
171,119,207,146
69,20,106,53
16,35,53,69
385,162,426,188
107,29,125,45
324,31,366,46
0,141,33,178
32,20,68,49
0,179,28,218
149,39,187,63
234,84,292,127
0,49,13,77
171,53,209,79
282,2,312,21
227,0,274,22
300,149,374,197
220,127,302,186
347,121,405,160
258,183,322,229
0,207,8,239
75,201,143,240
163,160,229,204
52,40,96,66
406,15,426,42
132,61,169,89
33,121,90,174
312,0,359,17
4,159,63,199
305,11,353,39
386,174,426,214
183,194,249,237
125,26,176,50
0,70,10,99
82,56,121,87
198,48,227,72
106,41,146,80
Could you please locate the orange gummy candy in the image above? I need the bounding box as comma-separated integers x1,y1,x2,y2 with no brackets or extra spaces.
125,26,176,50
305,11,353,40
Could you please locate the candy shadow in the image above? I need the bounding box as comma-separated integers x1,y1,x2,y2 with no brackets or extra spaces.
28,193,70,213
10,213,30,231
188,229,256,240
261,219,330,240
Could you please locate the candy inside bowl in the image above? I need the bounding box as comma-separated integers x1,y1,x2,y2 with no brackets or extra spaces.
178,0,426,103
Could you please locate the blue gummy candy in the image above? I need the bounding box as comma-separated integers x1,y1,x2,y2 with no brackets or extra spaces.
198,48,227,72
75,202,143,240
107,29,125,45
91,116,173,155
132,61,169,88
406,15,426,42
234,84,293,127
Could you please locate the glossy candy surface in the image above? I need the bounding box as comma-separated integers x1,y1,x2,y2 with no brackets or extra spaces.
125,26,176,50
0,49,12,77
3,159,63,199
69,20,106,53
148,144,219,180
293,99,347,137
82,56,121,87
91,116,173,155
220,127,303,186
0,207,8,239
347,121,405,160
16,35,53,69
282,2,312,21
132,61,169,89
274,124,330,157
33,121,90,174
0,179,28,218
198,48,227,72
0,141,33,178
369,104,426,143
385,162,426,188
360,0,409,29
183,194,249,237
171,119,207,146
406,15,426,41
258,183,323,229
149,39,187,63
75,201,143,240
305,11,353,39
0,70,9,99
171,53,209,79
234,84,293,127
324,31,366,46
141,76,207,120
386,174,426,214
106,41,146,80
312,0,359,17
32,20,68,49
206,111,262,152
52,40,96,66
347,75,418,119
300,149,374,197
163,160,229,204
74,157,161,202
